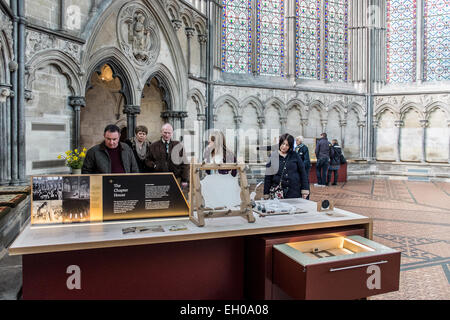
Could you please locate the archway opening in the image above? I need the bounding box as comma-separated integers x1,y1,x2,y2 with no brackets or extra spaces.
81,63,126,149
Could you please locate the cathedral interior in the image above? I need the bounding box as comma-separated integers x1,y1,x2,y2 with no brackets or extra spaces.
0,0,449,301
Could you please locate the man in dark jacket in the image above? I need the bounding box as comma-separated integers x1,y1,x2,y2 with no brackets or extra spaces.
327,139,342,186
315,132,333,186
146,123,189,187
81,124,139,174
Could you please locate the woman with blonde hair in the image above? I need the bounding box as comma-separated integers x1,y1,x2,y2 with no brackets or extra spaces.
203,130,237,176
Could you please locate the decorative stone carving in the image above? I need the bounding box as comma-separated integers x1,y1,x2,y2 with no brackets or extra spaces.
0,11,14,60
198,34,207,45
118,2,160,66
25,30,81,62
0,87,11,103
172,19,182,31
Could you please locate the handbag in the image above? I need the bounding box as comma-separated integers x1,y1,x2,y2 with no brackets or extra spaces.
269,158,288,199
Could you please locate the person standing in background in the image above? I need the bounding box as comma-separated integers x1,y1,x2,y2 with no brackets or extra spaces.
315,132,333,187
125,125,151,173
295,136,311,198
327,139,342,186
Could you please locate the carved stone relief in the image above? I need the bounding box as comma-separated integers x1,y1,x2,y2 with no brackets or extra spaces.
25,30,81,63
117,2,160,67
0,11,14,60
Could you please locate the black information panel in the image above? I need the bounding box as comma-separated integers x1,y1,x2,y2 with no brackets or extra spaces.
102,173,189,221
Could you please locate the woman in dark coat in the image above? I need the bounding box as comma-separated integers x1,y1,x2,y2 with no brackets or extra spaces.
263,133,310,199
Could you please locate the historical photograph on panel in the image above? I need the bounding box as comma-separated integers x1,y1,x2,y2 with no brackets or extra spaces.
62,176,91,200
61,198,90,223
32,176,63,201
31,200,63,224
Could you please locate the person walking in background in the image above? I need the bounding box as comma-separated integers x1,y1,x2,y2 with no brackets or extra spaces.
125,125,151,173
315,132,333,187
327,139,342,186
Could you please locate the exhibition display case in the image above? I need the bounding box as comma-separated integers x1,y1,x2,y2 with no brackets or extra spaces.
273,236,401,300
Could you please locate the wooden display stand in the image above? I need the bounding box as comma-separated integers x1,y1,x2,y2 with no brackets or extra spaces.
189,160,255,227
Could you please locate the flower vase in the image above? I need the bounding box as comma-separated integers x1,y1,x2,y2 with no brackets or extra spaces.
72,168,82,175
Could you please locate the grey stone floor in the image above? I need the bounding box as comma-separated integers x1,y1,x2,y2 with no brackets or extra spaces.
0,250,22,300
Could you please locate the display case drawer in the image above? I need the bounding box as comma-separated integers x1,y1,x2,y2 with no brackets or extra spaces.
273,236,401,300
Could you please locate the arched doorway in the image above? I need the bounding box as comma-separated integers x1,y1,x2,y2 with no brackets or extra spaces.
81,63,127,149
139,77,168,143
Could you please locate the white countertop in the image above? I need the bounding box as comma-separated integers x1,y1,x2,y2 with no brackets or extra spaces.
9,199,371,255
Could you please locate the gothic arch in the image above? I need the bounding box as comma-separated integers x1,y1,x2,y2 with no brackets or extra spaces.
374,103,400,122
424,101,450,121
188,88,206,115
308,100,326,120
286,98,306,118
84,48,136,106
81,0,188,108
240,96,264,118
399,102,424,121
265,97,286,118
348,102,365,122
143,63,182,111
213,94,240,117
327,101,346,121
25,50,82,96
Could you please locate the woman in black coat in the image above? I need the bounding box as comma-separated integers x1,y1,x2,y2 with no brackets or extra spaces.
263,133,310,199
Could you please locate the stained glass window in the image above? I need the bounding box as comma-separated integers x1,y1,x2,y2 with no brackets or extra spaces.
424,0,450,81
222,0,252,73
386,0,417,83
324,0,349,82
256,0,285,76
296,0,321,79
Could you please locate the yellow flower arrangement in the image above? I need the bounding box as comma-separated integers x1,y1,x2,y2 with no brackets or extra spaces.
58,148,87,169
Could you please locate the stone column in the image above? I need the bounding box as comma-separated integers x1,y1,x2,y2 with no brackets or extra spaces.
234,115,242,161
301,119,308,137
419,119,428,163
69,96,86,150
185,27,195,76
197,114,207,161
198,34,208,78
280,117,287,134
0,87,12,185
370,119,379,161
257,116,265,163
448,120,450,164
359,121,367,160
123,105,140,140
17,0,27,184
339,120,347,148
394,120,404,162
321,119,328,134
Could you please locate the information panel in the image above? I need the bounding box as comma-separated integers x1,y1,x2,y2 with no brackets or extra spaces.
31,173,189,225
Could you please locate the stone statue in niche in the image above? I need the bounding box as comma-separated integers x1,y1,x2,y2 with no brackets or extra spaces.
129,12,150,62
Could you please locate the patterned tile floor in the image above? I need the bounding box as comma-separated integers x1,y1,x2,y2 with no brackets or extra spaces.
309,179,450,300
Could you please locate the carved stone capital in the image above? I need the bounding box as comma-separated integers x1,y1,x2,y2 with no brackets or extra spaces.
185,27,195,39
0,87,11,103
171,19,182,31
419,120,429,128
197,114,206,122
69,96,86,108
394,120,404,128
123,105,140,115
198,34,207,45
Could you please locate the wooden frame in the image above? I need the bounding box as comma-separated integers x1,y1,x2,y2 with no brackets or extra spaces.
189,160,255,227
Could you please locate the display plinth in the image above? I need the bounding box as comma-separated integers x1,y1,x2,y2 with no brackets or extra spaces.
7,198,399,300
